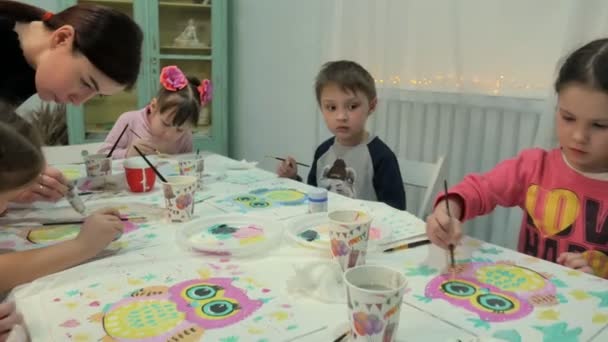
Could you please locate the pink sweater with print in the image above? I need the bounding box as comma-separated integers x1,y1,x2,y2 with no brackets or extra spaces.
98,107,193,159
440,148,608,277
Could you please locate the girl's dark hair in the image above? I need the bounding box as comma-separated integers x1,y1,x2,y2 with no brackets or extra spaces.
156,77,201,127
0,0,143,89
315,60,377,104
555,38,608,93
0,112,44,192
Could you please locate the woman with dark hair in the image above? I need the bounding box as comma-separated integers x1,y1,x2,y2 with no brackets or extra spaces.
0,0,143,203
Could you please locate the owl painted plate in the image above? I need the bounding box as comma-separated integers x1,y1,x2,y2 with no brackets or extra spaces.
285,212,392,251
178,214,284,256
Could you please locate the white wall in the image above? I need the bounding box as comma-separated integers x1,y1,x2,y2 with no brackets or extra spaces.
229,0,327,174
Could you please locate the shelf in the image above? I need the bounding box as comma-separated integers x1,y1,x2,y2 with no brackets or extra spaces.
159,54,212,61
79,0,132,4
161,45,211,51
159,2,211,9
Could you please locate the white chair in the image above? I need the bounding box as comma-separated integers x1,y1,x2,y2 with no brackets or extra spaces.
398,155,447,219
42,142,104,165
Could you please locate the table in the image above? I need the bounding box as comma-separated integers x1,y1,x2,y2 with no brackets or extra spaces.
3,153,607,341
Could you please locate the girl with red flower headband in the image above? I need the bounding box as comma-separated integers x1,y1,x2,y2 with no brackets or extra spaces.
99,65,212,159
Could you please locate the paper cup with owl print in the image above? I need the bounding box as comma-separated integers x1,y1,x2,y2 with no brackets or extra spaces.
83,153,112,178
328,210,371,272
162,176,197,222
177,155,205,190
343,265,408,342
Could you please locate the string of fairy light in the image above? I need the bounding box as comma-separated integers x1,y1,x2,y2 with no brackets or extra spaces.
373,74,547,95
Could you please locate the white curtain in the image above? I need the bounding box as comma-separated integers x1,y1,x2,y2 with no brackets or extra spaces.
318,0,608,248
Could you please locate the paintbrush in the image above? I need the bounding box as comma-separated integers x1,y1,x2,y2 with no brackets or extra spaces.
265,155,310,168
383,239,431,253
333,331,349,342
106,124,129,158
42,216,139,226
133,145,168,182
444,180,455,270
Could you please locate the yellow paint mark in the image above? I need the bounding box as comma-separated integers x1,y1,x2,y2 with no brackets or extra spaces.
197,268,212,279
127,278,144,286
593,312,608,324
64,302,79,310
73,333,92,342
466,240,482,248
270,311,289,321
248,327,265,334
566,269,582,277
538,309,560,321
570,290,591,300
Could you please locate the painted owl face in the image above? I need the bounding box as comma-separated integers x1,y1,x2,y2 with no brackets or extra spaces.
169,278,263,329
426,277,533,321
424,262,556,322
102,277,264,341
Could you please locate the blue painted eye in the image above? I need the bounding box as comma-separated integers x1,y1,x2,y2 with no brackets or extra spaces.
442,281,476,297
235,195,256,202
186,285,217,300
248,200,270,208
477,294,515,312
202,300,236,317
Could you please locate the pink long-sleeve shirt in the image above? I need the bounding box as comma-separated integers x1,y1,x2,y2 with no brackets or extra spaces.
98,107,193,159
438,148,608,277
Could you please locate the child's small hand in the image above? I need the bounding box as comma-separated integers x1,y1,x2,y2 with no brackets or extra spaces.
127,139,158,157
76,208,124,255
0,301,22,341
557,252,593,274
276,156,298,179
426,199,463,249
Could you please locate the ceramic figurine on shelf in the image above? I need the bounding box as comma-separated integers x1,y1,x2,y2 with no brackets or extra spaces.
174,19,205,47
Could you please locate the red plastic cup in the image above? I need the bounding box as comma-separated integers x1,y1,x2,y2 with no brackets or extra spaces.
123,157,157,193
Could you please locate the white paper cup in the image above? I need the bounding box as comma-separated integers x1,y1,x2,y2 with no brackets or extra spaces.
344,265,408,342
162,176,197,222
328,210,372,272
84,154,112,177
178,155,204,190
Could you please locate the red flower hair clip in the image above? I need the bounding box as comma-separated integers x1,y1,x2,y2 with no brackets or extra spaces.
41,12,53,22
160,66,188,91
198,79,212,106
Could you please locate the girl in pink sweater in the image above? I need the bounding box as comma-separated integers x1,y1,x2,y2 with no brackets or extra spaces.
427,38,608,278
99,65,212,159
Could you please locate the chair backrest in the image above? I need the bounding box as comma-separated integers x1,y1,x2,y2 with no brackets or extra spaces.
398,155,446,219
42,142,104,165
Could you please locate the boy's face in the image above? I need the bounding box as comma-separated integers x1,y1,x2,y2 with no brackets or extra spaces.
556,83,608,173
320,83,377,146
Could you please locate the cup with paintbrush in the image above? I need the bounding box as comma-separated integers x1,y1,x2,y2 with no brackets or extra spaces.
132,146,197,222
328,210,372,272
82,152,112,178
83,124,130,178
123,156,157,193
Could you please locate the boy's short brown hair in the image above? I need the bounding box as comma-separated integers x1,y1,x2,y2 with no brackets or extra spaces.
314,60,377,104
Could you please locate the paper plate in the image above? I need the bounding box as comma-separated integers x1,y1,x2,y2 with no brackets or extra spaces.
225,159,258,170
285,212,392,251
177,214,284,256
